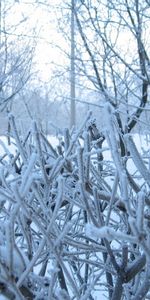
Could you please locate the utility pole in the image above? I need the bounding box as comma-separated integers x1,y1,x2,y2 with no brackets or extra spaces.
70,0,76,129
0,0,2,46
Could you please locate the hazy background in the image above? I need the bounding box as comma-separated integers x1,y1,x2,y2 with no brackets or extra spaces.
0,0,150,136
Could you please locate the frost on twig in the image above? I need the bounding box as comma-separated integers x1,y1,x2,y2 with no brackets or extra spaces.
85,223,137,243
125,134,150,186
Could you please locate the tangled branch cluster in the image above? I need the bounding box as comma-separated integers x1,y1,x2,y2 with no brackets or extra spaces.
0,107,150,299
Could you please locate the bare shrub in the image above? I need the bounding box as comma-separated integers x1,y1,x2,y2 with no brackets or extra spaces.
0,108,150,299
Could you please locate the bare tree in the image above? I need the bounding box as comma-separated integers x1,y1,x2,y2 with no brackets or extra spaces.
63,0,150,149
0,0,37,113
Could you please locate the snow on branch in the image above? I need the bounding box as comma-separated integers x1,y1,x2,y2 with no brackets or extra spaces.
85,223,137,243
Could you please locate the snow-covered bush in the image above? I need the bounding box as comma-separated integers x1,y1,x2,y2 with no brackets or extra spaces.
0,108,150,299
